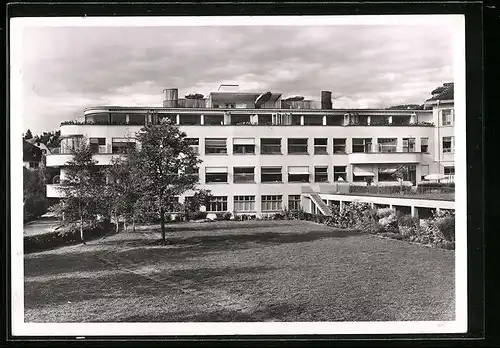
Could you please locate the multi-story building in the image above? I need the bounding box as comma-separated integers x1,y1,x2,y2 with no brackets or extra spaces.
46,83,454,217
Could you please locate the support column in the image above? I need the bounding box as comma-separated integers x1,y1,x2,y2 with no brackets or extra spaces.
176,114,180,125
300,115,304,126
367,115,371,125
322,115,327,125
125,114,130,124
389,204,393,210
339,201,344,213
388,115,393,124
200,114,204,125
411,206,418,218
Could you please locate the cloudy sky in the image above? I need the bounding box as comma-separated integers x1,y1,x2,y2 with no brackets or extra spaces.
21,23,454,134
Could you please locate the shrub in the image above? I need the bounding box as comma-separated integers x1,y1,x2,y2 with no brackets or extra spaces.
273,211,286,220
397,214,420,237
376,208,398,232
357,219,384,234
188,211,208,221
24,220,114,253
215,212,232,220
434,216,455,242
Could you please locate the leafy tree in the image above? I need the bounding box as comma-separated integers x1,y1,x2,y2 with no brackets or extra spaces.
105,148,142,232
24,129,33,140
183,189,213,220
57,139,106,244
392,165,410,193
132,119,202,242
23,167,48,222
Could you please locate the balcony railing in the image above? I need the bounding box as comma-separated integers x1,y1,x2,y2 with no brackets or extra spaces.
60,119,435,127
348,185,455,201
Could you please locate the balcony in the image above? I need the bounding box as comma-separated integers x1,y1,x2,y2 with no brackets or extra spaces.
46,153,125,167
348,152,422,164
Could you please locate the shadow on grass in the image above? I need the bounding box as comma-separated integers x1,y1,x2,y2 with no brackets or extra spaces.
119,301,310,322
25,265,275,308
99,229,359,250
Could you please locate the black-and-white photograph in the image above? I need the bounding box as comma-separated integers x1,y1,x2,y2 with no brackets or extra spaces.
10,14,467,336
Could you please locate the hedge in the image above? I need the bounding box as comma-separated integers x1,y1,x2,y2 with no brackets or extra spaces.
24,221,115,254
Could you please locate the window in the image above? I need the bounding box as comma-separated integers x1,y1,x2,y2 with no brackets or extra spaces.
326,115,343,126
441,109,453,126
352,166,375,182
314,138,328,154
352,138,372,153
207,196,228,212
391,116,411,125
314,166,328,182
288,195,301,211
205,138,227,154
29,161,39,168
233,167,255,183
234,196,255,212
185,138,199,154
377,138,397,153
444,166,455,175
304,116,323,125
262,195,283,212
179,114,201,125
290,115,301,125
205,167,228,183
378,167,398,181
288,138,308,154
442,136,454,153
421,137,429,153
333,138,346,153
288,166,310,183
112,138,136,154
421,164,429,181
261,166,282,183
403,138,416,152
333,166,347,181
90,138,106,154
261,138,282,154
231,114,251,125
233,138,255,155
204,115,224,125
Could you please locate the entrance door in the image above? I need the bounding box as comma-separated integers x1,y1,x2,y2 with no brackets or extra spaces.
408,165,417,185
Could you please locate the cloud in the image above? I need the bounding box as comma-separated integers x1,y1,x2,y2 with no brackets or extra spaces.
19,24,454,133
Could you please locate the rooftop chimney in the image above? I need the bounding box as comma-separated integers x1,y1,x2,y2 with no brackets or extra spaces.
321,91,332,110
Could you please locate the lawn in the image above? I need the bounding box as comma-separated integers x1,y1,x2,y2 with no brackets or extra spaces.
24,220,455,322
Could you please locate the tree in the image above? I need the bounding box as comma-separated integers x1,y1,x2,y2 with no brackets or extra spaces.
57,139,106,244
23,167,48,222
132,119,202,242
24,129,33,140
105,148,142,233
183,189,213,220
392,165,410,194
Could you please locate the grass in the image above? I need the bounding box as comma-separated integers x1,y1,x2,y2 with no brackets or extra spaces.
24,220,455,322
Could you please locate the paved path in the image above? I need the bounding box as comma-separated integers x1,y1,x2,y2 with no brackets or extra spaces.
23,217,60,237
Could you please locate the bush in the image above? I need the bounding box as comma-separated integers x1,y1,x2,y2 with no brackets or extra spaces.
397,214,421,237
376,208,398,232
357,219,384,234
273,211,286,220
188,211,208,221
215,212,232,220
24,220,114,253
435,216,455,242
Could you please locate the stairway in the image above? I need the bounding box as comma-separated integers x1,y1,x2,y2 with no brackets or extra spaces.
306,192,332,216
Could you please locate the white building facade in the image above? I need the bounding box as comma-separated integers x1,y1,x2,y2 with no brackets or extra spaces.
46,85,455,217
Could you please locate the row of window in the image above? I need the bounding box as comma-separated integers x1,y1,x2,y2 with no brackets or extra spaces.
194,137,431,155
200,195,302,212
62,136,454,155
204,166,348,183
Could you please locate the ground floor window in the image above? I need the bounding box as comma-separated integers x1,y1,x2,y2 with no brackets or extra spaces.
234,196,255,212
444,166,455,175
288,195,301,210
378,167,398,181
207,196,228,212
262,195,282,212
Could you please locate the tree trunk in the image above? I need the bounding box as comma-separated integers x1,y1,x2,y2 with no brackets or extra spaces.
115,211,119,233
132,216,136,232
124,216,127,232
80,214,85,245
160,207,166,241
